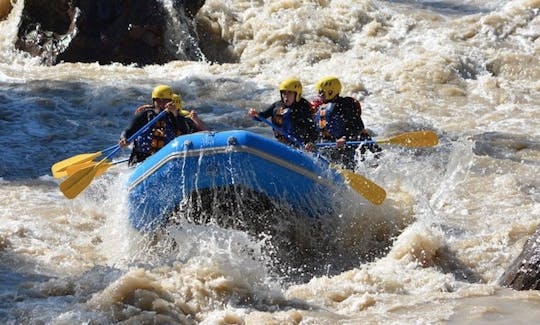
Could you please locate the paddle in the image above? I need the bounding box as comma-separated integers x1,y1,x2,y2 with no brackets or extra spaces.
315,130,439,148
254,114,386,205
64,158,129,177
59,110,167,199
51,144,117,178
60,150,119,199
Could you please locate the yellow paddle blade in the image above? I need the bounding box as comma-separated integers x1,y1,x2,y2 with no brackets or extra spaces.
59,165,98,199
334,166,386,205
59,160,112,199
94,163,112,177
51,151,103,178
378,131,439,148
65,160,112,177
65,160,95,176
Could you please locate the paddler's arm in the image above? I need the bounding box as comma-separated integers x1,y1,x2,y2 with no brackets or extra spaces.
188,110,209,131
248,104,274,121
119,111,152,147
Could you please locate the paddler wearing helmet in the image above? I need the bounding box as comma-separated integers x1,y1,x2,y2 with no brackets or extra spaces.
247,77,317,150
172,93,209,132
119,85,191,166
311,76,381,169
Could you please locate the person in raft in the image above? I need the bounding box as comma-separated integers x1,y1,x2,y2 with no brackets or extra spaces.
171,93,209,132
247,77,317,151
119,85,192,166
311,76,381,169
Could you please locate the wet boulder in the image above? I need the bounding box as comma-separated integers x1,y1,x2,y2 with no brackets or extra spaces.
472,132,540,164
499,227,540,290
15,0,206,65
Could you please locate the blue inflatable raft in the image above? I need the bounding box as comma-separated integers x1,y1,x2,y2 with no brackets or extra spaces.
127,130,347,231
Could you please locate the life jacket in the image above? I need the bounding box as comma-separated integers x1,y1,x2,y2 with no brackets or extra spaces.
134,109,177,155
314,97,362,140
314,102,342,140
271,104,294,144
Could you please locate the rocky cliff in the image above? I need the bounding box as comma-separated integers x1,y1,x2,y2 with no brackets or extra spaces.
13,0,231,66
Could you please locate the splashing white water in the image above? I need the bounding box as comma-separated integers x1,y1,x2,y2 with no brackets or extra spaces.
1,0,540,323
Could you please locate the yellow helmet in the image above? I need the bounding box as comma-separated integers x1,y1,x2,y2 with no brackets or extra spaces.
315,76,341,100
151,85,173,100
172,93,183,110
279,77,302,102
172,93,190,116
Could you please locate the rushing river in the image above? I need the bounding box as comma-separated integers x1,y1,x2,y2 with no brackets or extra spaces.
1,0,540,323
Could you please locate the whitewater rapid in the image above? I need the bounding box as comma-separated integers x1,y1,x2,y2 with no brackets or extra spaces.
1,0,539,323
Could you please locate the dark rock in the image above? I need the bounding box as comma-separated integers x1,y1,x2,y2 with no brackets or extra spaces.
15,0,211,66
183,0,206,19
471,132,540,165
499,227,540,290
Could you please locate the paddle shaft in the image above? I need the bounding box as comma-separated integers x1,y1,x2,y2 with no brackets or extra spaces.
92,109,168,165
59,110,168,199
51,110,168,178
316,140,375,147
315,131,438,148
254,114,386,205
124,109,168,144
100,109,168,158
